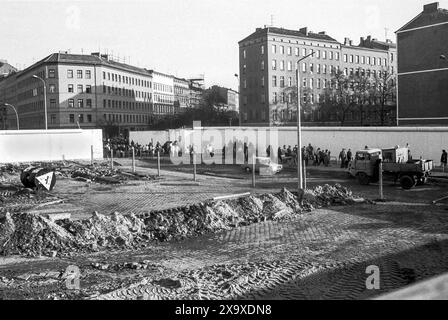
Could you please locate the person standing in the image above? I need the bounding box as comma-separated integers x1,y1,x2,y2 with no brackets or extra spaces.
347,149,353,167
339,148,347,169
441,150,447,172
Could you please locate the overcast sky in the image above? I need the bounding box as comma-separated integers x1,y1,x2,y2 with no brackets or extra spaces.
0,0,444,89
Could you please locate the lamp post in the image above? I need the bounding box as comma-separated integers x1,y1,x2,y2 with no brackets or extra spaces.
32,74,48,130
296,52,315,191
3,103,20,130
234,73,240,126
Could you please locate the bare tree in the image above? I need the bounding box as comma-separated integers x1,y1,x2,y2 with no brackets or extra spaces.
270,86,313,126
371,68,397,126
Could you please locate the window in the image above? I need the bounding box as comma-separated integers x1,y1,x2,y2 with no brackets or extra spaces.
317,64,321,74
309,78,313,89
287,61,292,71
390,53,394,62
272,44,276,54
77,70,83,78
316,50,321,58
288,77,292,87
309,63,314,73
295,47,299,56
361,56,365,64
50,99,56,108
280,46,284,54
273,92,277,103
86,70,91,79
86,99,92,108
77,85,83,93
261,94,266,103
78,114,84,123
303,78,306,87
243,49,246,59
349,55,354,63
50,114,56,124
372,57,376,65
280,76,285,88
77,99,84,108
261,45,265,54
68,99,74,108
322,51,327,59
261,76,265,87
383,58,387,66
302,62,307,73
343,54,348,62
287,47,292,55
280,60,285,70
272,59,277,70
272,75,277,87
335,52,340,60
69,114,75,123
243,79,247,89
367,57,371,65
243,64,246,74
49,84,56,93
302,48,307,56
67,70,73,78
103,72,106,80
317,78,321,89
329,51,333,60
355,55,359,64
323,65,327,74
49,69,56,78
68,84,74,93
87,114,92,122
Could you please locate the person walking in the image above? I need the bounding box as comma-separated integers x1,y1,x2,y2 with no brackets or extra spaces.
347,149,353,168
441,150,447,172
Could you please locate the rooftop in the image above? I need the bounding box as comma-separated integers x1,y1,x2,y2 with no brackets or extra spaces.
239,26,339,44
397,2,448,32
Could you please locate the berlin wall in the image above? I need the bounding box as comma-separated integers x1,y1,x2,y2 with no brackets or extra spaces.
130,127,448,165
0,129,103,163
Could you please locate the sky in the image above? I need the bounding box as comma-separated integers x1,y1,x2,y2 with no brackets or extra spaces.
0,0,445,90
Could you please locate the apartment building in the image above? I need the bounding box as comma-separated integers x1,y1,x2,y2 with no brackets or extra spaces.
396,2,448,125
174,77,191,110
238,26,397,126
0,53,197,137
207,85,239,112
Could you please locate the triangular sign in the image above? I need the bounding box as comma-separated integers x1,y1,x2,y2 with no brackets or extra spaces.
35,172,54,191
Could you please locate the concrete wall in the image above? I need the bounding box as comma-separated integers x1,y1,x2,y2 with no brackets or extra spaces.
129,127,448,164
0,129,103,163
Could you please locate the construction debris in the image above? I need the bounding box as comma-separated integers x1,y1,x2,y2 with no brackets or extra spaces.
0,184,365,257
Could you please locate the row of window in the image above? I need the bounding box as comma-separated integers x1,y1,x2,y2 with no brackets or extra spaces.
68,114,93,124
103,113,149,124
102,99,151,111
342,54,389,66
153,82,174,93
102,85,151,100
102,71,151,88
67,98,93,108
67,69,92,79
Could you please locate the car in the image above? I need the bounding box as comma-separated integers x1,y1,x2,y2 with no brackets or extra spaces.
242,157,283,175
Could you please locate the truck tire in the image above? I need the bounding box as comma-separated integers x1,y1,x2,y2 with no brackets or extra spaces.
357,172,370,185
400,175,415,190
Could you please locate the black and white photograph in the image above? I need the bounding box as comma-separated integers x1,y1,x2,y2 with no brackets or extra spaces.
1,0,448,309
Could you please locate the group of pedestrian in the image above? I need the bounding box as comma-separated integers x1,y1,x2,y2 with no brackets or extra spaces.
277,145,299,165
338,148,353,168
301,143,332,167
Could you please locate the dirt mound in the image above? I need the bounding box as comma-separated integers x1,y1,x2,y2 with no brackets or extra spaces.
0,185,365,257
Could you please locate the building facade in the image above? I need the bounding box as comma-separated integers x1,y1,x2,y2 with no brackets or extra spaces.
174,77,191,110
208,85,239,112
0,52,200,136
238,26,397,126
396,2,448,126
0,60,17,78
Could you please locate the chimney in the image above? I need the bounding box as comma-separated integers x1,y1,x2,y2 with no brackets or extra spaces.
423,2,439,13
257,27,262,31
100,54,109,60
367,35,372,42
344,37,350,45
318,31,326,35
91,52,100,57
349,40,353,46
299,27,308,35
360,37,365,45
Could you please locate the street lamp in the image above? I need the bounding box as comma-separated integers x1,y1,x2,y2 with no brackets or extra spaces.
296,51,315,192
3,103,20,130
234,73,240,126
32,74,48,130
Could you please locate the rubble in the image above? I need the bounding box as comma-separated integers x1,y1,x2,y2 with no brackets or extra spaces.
0,185,365,257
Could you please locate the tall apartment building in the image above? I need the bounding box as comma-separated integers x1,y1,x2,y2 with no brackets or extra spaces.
0,52,194,136
238,27,397,126
396,2,448,125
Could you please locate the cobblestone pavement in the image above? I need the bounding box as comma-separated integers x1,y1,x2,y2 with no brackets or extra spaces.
88,202,448,300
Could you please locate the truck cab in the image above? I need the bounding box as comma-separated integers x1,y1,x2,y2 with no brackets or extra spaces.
348,149,382,185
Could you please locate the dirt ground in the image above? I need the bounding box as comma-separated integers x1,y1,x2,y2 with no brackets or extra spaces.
1,159,448,300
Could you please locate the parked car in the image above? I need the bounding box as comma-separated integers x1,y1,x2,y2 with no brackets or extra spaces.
242,157,283,175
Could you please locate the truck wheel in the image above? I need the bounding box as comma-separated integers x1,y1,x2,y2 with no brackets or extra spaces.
400,175,415,190
357,172,370,185
416,176,427,186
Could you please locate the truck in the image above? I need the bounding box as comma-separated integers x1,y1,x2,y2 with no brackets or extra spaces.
348,147,433,189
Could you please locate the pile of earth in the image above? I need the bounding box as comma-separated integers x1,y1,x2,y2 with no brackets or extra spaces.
0,184,365,257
